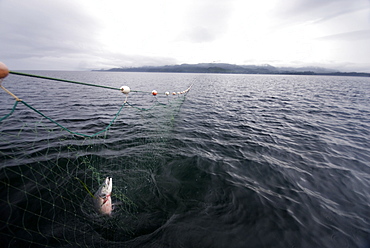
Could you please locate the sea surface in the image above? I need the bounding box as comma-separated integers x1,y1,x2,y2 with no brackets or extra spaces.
1,71,370,248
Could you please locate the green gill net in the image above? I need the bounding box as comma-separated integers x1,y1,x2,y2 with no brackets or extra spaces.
0,71,193,247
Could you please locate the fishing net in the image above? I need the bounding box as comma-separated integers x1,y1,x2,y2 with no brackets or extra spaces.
0,71,193,247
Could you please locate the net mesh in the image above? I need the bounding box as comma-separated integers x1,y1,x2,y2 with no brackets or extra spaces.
0,73,192,247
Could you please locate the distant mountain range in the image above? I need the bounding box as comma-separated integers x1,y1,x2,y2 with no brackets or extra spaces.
96,63,370,77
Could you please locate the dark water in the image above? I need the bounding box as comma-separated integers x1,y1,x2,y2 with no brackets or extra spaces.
1,72,370,247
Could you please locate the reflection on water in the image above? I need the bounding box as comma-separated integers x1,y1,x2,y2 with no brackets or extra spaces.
1,72,370,247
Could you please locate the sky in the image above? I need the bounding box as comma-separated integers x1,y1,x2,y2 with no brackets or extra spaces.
0,0,370,72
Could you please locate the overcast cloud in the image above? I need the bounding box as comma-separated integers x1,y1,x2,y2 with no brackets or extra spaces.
0,0,369,71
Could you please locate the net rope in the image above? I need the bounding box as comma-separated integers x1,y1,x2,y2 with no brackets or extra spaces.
0,72,193,247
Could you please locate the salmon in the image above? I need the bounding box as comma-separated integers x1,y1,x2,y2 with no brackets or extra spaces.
93,177,113,216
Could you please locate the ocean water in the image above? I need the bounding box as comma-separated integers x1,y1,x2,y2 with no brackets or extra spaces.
1,72,370,248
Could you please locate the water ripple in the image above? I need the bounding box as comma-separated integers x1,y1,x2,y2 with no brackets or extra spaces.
1,72,370,247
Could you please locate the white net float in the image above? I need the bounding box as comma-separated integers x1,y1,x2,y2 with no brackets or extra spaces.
120,86,130,94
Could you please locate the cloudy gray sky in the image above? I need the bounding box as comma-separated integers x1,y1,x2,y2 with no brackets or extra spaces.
1,0,369,71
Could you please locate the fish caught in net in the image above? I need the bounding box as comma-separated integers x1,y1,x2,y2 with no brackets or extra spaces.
0,65,193,247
